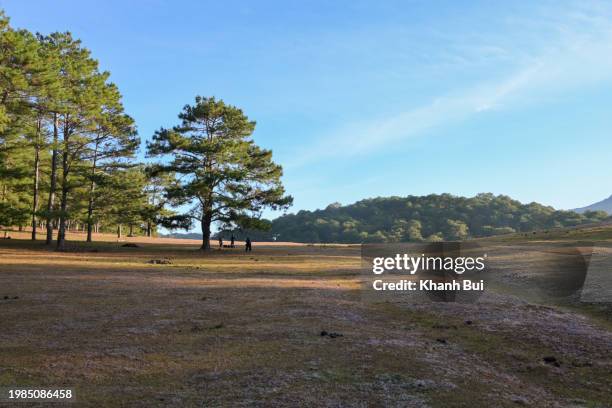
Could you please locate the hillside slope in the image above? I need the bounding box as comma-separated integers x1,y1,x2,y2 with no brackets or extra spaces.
240,193,610,243
574,195,612,214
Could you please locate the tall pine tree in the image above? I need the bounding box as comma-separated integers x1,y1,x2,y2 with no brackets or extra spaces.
147,96,292,250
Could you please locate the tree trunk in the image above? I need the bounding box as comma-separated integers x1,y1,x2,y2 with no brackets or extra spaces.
200,208,213,250
129,224,134,236
86,144,98,243
146,221,152,237
46,113,59,245
56,123,69,251
31,119,41,240
56,178,68,251
86,217,93,242
117,224,122,239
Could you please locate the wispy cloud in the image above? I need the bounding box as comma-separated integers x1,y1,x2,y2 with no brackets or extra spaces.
289,1,612,168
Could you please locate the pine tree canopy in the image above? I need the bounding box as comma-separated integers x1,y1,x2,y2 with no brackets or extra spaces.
147,96,292,249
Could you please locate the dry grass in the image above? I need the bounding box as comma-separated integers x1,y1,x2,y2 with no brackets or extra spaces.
0,234,610,407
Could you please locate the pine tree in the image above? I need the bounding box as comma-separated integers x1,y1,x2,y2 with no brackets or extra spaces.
83,83,138,242
36,33,70,244
147,96,292,250
0,11,40,132
0,13,47,236
96,166,148,238
140,168,176,237
45,32,112,250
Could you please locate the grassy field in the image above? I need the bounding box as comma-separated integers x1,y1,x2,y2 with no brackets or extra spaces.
0,230,611,407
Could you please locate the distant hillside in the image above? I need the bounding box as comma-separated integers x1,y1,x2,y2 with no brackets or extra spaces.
236,193,609,243
573,195,612,214
170,194,610,244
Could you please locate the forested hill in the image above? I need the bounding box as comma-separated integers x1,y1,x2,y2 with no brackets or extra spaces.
238,193,610,243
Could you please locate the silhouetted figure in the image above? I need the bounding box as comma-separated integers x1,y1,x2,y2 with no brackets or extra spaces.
230,235,235,248
245,237,252,252
218,236,223,248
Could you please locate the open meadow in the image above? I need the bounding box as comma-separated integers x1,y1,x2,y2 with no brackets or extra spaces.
0,229,611,407
3,2,612,407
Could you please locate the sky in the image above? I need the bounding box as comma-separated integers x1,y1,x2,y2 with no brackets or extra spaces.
2,0,612,219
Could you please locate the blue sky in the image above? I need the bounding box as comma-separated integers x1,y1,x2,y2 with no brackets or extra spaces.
3,0,612,218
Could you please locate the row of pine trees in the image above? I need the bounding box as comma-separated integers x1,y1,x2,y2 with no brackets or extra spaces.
0,11,172,249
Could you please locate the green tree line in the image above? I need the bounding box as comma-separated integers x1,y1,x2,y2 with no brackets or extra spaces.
0,11,171,247
0,10,291,249
227,194,610,243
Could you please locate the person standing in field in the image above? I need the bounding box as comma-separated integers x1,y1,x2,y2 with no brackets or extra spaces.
245,237,252,252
